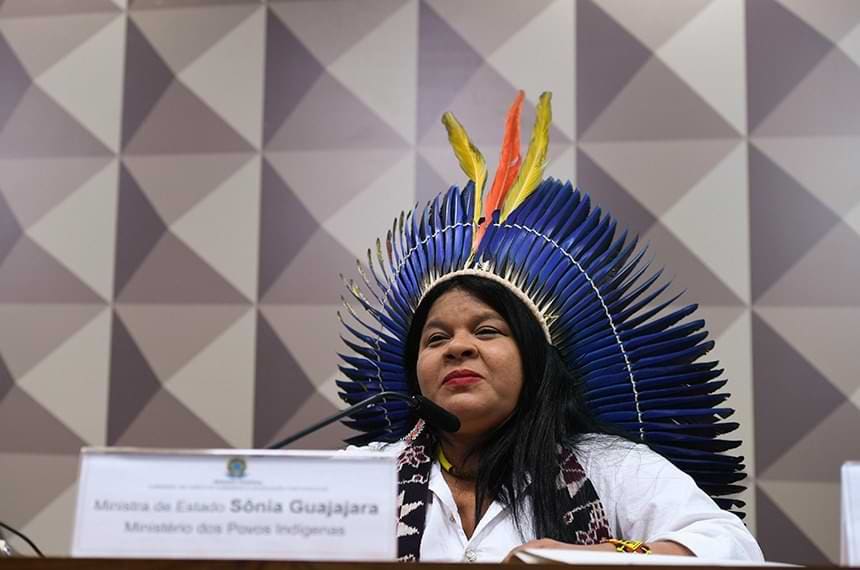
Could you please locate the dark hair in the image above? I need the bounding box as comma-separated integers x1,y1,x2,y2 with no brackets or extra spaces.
404,275,610,542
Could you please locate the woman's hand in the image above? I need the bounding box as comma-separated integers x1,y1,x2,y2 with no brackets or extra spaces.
503,539,618,562
503,539,694,563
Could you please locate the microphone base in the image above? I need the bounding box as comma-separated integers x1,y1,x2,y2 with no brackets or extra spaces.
0,539,16,557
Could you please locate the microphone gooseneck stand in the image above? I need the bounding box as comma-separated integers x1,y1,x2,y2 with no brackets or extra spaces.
268,391,459,449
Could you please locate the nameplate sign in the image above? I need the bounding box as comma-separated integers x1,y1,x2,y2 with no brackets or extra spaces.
843,461,860,565
72,448,397,560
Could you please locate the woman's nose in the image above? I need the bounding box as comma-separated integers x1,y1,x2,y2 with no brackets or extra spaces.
444,333,477,359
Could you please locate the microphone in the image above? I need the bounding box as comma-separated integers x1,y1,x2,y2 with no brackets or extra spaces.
268,391,459,449
411,395,460,433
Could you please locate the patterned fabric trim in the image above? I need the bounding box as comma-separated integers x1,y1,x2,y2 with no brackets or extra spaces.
395,421,610,561
559,446,611,545
396,420,434,561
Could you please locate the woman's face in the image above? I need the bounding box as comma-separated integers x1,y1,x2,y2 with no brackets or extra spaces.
416,288,524,437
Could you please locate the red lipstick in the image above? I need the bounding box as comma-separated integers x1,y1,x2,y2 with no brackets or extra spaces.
443,369,483,387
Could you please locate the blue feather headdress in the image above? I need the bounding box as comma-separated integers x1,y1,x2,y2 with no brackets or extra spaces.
337,91,746,516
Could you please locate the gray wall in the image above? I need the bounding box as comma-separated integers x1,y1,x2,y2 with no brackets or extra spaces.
0,0,858,563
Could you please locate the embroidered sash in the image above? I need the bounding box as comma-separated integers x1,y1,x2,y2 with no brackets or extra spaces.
395,420,610,561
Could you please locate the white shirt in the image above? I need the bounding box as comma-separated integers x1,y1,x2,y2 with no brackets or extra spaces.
347,434,764,563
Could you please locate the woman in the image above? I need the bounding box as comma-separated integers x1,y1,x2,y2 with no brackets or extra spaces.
387,275,760,561
337,91,763,561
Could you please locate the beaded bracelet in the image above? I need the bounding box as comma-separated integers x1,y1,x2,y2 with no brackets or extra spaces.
605,539,652,554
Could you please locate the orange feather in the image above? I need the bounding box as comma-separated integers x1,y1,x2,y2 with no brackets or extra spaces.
474,91,524,247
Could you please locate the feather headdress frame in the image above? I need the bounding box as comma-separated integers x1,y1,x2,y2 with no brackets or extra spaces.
336,91,747,516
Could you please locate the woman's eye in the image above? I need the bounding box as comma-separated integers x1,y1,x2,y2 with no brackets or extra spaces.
426,334,446,345
476,327,499,336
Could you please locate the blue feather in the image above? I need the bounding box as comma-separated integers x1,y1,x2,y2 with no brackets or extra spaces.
451,188,466,269
339,354,403,375
642,431,740,452
632,340,715,369
441,188,456,274
507,178,555,224
409,206,428,286
432,194,445,274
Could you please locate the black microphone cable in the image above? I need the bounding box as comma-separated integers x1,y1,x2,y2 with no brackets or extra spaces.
0,520,44,557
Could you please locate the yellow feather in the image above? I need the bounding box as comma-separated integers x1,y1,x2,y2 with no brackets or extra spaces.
442,112,487,226
501,92,552,220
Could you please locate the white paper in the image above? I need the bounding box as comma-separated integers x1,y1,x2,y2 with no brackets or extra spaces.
515,549,796,566
72,448,397,561
843,461,860,566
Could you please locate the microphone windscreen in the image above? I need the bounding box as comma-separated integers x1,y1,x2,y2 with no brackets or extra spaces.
412,396,460,433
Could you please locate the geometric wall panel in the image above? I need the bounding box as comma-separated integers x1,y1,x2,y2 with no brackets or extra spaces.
123,153,252,224
116,232,249,303
21,482,79,557
271,0,409,68
34,15,125,153
171,155,261,300
756,222,860,306
759,480,840,564
657,0,747,133
259,304,342,390
120,18,173,150
253,310,318,448
755,485,829,565
0,85,112,157
27,160,118,300
1,1,859,563
165,308,256,448
753,137,860,216
115,389,230,449
0,453,80,532
0,156,111,229
265,149,406,224
745,0,832,133
763,402,860,483
485,1,576,140
575,149,657,236
322,152,415,259
130,4,259,75
576,0,651,138
177,7,264,149
579,139,737,218
0,387,87,454
17,308,111,446
754,46,860,137
106,311,161,445
262,9,324,146
779,0,860,42
748,146,840,302
756,307,860,398
0,305,103,379
0,12,117,78
0,237,104,302
115,304,247,382
751,313,845,475
0,31,36,127
581,57,739,141
327,2,418,143
661,143,750,303
416,1,487,142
